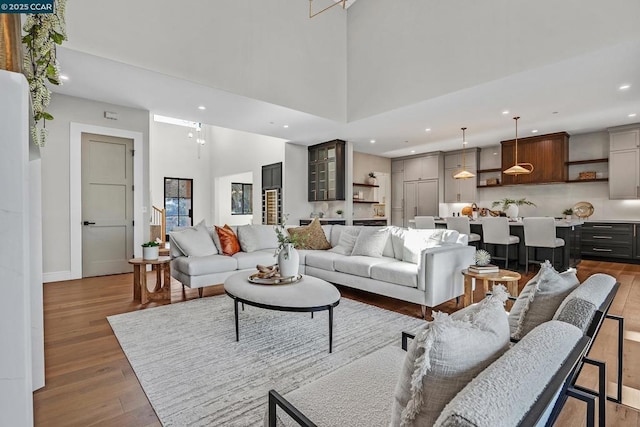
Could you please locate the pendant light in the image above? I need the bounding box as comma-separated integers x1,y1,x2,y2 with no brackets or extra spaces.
503,116,534,176
453,127,476,179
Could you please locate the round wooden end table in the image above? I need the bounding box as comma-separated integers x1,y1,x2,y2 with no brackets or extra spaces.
461,269,521,309
128,256,172,304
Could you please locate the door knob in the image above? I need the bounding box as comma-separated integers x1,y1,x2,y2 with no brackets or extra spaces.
83,221,96,226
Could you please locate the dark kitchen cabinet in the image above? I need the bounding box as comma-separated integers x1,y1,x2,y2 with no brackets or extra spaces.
308,140,345,202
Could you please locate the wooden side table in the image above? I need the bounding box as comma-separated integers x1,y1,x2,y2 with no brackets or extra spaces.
461,269,521,308
128,256,172,304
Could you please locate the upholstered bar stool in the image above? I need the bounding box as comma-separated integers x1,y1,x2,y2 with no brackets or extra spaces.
414,216,436,229
446,216,481,247
523,217,565,274
481,217,520,269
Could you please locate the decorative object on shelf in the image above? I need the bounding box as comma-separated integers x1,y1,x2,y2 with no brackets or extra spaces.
474,249,492,266
578,171,596,180
486,178,500,186
491,198,536,219
367,172,377,185
503,116,534,176
0,15,23,73
309,0,346,18
453,127,476,179
274,214,302,277
372,203,385,217
572,201,594,219
336,209,343,218
142,241,160,260
22,0,68,147
562,208,573,220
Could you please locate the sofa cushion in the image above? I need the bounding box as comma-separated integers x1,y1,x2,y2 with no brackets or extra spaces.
334,256,396,278
305,251,346,271
391,287,510,427
329,225,361,247
215,225,242,256
295,249,314,266
328,227,361,255
236,224,279,252
553,273,617,333
386,226,408,261
170,220,218,257
232,250,277,270
286,218,331,250
173,254,238,276
509,261,580,340
370,261,418,288
434,320,583,427
402,229,459,264
351,228,390,258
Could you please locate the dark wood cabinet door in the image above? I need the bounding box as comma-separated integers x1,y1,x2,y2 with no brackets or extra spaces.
501,132,569,185
308,140,345,201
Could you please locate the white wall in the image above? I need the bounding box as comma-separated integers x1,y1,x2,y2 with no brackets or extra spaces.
209,126,287,225
353,151,391,219
65,0,347,121
216,172,254,226
440,130,640,220
42,94,150,280
149,120,212,226
347,0,640,120
283,143,313,225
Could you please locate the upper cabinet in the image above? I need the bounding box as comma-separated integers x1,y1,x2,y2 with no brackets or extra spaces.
308,139,346,202
609,128,640,199
444,149,479,203
403,154,439,181
500,132,569,185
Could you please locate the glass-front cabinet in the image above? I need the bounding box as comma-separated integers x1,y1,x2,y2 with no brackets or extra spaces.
308,140,345,202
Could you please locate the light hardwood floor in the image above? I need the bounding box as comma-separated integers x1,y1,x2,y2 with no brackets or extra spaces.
34,260,640,426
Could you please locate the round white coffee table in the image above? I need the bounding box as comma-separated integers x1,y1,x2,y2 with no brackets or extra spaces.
224,271,341,352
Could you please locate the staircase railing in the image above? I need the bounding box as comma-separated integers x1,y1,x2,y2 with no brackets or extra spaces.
151,206,166,244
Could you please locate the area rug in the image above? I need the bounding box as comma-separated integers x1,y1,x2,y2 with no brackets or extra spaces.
108,295,425,426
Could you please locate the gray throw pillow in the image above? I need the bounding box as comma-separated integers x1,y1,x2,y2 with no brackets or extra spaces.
328,228,360,255
236,224,279,252
351,228,390,258
390,286,511,427
170,220,218,257
508,261,580,340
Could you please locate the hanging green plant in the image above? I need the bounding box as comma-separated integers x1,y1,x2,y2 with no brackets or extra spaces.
22,0,67,147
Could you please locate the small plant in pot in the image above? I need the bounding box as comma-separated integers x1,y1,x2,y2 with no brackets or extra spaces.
142,241,160,260
562,208,573,220
491,198,536,219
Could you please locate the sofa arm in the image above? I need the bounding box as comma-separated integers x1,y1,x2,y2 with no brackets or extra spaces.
267,389,317,427
419,244,475,307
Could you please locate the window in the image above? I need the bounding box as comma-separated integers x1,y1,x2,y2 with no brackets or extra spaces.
164,177,193,238
231,183,252,215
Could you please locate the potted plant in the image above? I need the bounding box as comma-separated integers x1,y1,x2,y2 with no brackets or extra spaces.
491,198,536,219
367,172,377,185
562,208,573,220
274,215,305,277
142,241,160,260
336,209,343,218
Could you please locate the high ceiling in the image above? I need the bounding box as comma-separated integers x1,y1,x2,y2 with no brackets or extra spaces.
52,1,640,157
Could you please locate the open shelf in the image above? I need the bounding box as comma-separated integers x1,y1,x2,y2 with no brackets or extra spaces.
353,200,379,203
476,184,503,188
565,158,608,166
477,168,502,173
565,178,609,183
353,182,379,188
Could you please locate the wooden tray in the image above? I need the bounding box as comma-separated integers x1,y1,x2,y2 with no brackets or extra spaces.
248,273,302,285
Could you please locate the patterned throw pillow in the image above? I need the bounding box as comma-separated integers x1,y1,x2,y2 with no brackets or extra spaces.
287,218,331,250
214,224,241,256
351,228,390,258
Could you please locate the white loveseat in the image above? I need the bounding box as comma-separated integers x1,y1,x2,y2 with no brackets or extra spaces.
169,223,475,314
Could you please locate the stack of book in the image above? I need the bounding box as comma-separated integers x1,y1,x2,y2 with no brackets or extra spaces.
469,264,499,274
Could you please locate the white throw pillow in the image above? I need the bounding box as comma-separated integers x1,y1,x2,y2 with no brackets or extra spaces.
328,228,360,255
402,229,444,264
508,261,580,340
170,220,218,257
236,224,279,252
351,228,390,258
391,286,511,426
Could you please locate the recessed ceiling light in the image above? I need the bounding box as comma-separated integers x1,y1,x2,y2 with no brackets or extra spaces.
502,110,509,115
370,139,376,143
629,113,637,118
425,128,431,132
619,84,631,90
283,124,289,128
411,150,415,153
59,75,69,81
531,129,538,133
198,105,206,110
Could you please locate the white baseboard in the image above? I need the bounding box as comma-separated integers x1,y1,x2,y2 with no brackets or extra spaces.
43,271,73,283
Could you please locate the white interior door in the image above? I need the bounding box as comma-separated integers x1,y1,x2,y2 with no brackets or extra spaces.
82,133,134,277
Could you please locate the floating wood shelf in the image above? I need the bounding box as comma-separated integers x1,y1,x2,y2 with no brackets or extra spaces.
477,168,502,173
565,178,609,183
353,200,379,203
353,183,379,188
565,158,609,166
476,184,503,188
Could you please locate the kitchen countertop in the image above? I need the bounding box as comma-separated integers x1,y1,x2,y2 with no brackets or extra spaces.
434,218,584,228
583,219,640,224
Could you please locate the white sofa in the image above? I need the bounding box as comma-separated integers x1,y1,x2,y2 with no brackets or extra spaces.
169,224,475,315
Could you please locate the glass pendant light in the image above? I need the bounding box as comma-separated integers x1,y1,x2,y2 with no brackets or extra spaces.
453,127,476,179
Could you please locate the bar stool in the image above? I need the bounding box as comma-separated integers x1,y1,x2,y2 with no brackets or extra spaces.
523,217,565,274
446,216,481,246
481,217,520,269
414,216,436,229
